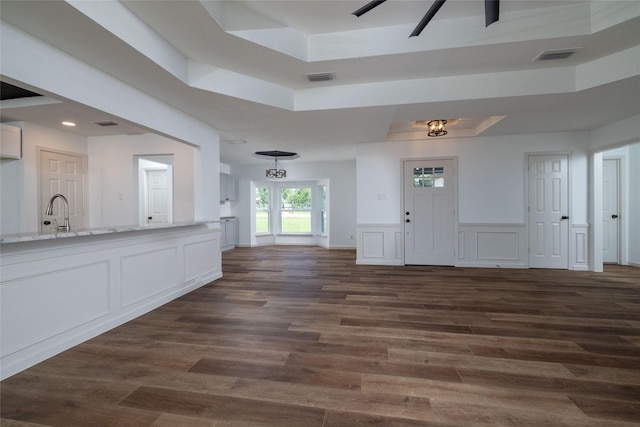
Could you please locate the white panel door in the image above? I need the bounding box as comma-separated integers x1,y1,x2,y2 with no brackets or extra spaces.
40,149,85,233
404,159,456,265
528,154,569,269
602,159,619,263
146,169,169,224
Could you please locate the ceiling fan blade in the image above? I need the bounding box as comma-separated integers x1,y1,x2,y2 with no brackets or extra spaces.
409,0,447,37
485,0,499,26
353,0,387,17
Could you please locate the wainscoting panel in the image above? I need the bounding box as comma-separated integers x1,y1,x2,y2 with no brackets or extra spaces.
458,224,527,268
362,232,384,258
477,231,520,261
0,225,222,380
0,261,110,358
572,224,590,271
357,223,591,270
121,247,180,308
357,224,403,265
184,236,220,283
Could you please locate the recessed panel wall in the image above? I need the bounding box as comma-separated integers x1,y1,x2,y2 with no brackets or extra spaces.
1,226,222,379
121,247,179,307
185,238,219,282
1,262,109,358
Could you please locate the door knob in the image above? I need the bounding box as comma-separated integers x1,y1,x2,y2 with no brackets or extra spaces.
406,219,411,223
406,212,410,215
43,220,51,225
561,215,569,220
612,214,618,219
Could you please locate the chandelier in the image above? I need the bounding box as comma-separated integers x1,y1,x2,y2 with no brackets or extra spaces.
254,150,299,179
427,120,447,137
266,156,286,178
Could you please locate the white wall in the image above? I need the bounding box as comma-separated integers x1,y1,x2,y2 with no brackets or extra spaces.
357,132,590,225
230,160,356,249
87,134,197,228
1,22,221,226
355,132,592,267
628,143,640,266
0,122,88,235
626,143,640,267
589,115,640,270
590,113,640,152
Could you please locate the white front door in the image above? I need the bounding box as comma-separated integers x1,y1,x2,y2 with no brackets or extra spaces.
40,149,86,233
404,159,456,265
602,159,620,263
528,154,569,269
146,169,169,224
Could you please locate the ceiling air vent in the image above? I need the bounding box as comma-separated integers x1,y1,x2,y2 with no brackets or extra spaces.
305,72,335,82
93,120,119,127
534,48,580,61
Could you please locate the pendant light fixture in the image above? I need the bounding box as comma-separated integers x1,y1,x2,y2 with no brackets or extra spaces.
254,150,299,178
266,155,286,178
427,120,447,137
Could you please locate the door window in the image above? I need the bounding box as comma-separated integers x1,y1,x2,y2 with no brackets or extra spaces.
413,166,445,188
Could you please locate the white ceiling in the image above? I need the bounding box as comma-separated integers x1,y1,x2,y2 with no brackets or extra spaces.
1,0,639,165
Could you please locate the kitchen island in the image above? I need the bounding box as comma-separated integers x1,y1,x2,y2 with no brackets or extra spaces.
0,221,222,379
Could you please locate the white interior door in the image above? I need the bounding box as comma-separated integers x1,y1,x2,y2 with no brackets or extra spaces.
146,169,169,224
404,159,456,266
40,149,85,233
528,154,569,269
602,159,620,263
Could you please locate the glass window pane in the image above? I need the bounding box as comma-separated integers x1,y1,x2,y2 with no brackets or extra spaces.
435,167,444,174
319,185,327,234
434,177,444,187
424,178,433,187
255,187,270,233
281,187,311,233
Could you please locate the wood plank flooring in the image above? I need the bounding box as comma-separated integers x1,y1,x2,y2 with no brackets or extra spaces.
2,246,640,426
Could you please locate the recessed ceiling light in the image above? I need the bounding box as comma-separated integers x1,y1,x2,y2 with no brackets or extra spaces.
226,140,246,145
62,121,76,127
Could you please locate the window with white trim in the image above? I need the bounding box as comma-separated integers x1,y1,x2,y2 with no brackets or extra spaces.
255,186,270,234
280,187,312,233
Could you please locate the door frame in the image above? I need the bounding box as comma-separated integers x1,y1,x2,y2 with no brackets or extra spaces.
401,156,459,266
135,154,174,226
37,146,88,231
603,155,628,265
144,167,170,225
525,151,571,269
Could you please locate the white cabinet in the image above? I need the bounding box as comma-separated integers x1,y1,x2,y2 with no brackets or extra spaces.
221,218,236,251
220,173,236,202
0,123,22,159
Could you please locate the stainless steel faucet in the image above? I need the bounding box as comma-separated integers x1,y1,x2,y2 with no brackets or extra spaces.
45,193,71,233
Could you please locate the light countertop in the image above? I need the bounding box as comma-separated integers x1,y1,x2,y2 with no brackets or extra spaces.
1,221,218,244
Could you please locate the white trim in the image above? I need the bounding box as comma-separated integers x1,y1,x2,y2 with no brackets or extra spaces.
571,223,590,271
457,223,527,268
1,226,221,380
525,151,572,269
603,154,628,266
356,223,403,265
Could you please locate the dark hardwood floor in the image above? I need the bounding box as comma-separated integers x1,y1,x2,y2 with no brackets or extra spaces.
2,246,640,426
